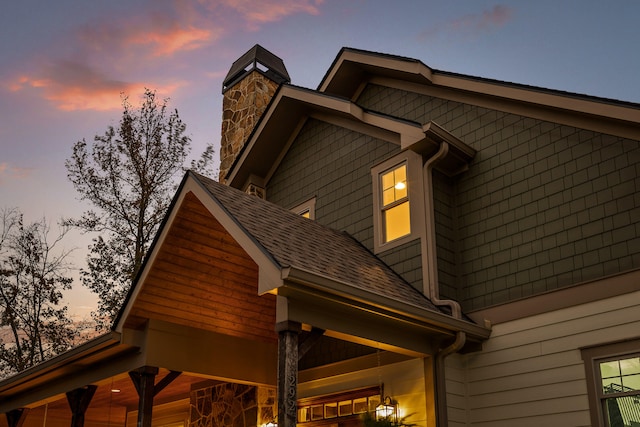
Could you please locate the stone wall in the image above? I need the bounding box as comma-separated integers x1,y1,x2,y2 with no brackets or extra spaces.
220,71,279,183
190,383,276,427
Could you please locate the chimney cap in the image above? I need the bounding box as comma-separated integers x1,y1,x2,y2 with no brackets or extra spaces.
223,44,290,93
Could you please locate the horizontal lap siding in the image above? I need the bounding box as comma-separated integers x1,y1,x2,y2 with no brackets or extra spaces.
446,289,640,425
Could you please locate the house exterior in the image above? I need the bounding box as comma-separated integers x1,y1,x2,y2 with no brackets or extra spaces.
1,45,639,427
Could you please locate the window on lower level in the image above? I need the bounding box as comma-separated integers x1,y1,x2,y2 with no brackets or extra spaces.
582,340,640,427
600,356,640,426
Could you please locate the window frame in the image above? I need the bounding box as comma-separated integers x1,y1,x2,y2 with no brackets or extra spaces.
581,338,640,427
291,197,316,220
371,150,424,254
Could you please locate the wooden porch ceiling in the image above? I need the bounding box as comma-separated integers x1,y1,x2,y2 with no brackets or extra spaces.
0,370,213,427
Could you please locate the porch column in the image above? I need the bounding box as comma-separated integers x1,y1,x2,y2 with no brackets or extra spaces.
129,366,158,427
66,385,97,427
276,321,301,427
129,366,182,427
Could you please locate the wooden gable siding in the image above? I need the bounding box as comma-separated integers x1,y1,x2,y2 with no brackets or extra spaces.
444,289,640,426
358,83,640,311
125,192,277,344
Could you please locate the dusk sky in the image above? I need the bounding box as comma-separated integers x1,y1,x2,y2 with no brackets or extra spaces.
1,0,639,317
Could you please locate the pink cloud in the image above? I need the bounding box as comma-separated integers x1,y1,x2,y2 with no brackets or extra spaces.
76,15,217,59
9,60,183,111
130,26,215,57
198,0,325,29
419,5,513,40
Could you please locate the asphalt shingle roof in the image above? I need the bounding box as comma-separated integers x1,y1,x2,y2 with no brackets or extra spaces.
193,172,444,315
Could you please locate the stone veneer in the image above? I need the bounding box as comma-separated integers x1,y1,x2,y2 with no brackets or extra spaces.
220,71,279,183
190,383,276,427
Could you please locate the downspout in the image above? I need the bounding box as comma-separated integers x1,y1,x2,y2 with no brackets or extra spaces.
435,332,466,427
421,141,462,319
421,142,466,426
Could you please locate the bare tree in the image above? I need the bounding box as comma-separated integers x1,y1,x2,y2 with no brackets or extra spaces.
0,208,76,377
66,89,215,329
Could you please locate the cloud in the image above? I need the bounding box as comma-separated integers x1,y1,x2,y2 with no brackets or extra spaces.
6,0,326,111
0,163,32,185
419,5,513,40
199,0,324,29
9,60,184,111
77,16,218,59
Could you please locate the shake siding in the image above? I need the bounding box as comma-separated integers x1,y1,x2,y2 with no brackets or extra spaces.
358,84,640,311
445,290,640,426
266,119,423,290
433,170,459,301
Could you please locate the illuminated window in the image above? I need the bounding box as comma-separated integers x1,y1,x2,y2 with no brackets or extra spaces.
381,164,410,242
371,151,423,254
582,340,640,427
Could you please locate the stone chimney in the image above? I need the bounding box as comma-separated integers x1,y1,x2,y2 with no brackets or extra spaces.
220,45,290,184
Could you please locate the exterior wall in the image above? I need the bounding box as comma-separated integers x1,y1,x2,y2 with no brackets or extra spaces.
358,83,640,311
433,170,459,301
298,358,431,427
266,118,423,291
444,286,640,426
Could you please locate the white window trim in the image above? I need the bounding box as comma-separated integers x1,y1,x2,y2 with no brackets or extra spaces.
291,197,316,219
371,150,425,254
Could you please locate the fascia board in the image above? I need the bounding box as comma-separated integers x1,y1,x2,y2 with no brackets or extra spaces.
0,332,133,411
431,72,640,125
319,49,638,133
318,49,433,94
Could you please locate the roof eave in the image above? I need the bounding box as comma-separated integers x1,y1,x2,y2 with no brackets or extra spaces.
226,86,427,190
319,47,640,133
280,266,491,344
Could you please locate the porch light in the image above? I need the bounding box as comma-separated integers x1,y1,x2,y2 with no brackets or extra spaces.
375,396,398,422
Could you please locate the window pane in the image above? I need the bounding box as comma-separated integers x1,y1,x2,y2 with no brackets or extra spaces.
620,357,640,376
601,361,621,378
382,171,395,192
384,201,410,242
623,374,640,391
382,188,395,206
381,165,407,207
604,395,640,427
